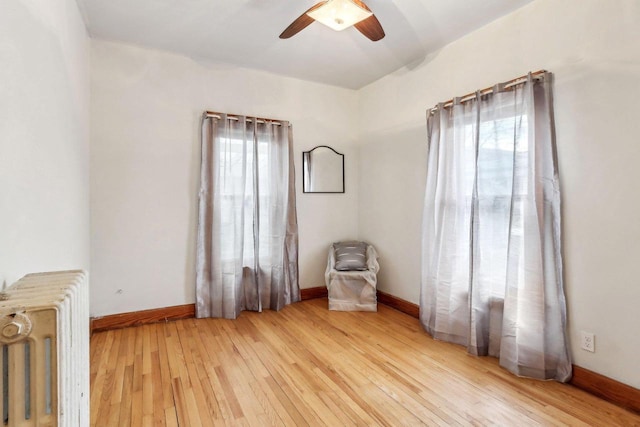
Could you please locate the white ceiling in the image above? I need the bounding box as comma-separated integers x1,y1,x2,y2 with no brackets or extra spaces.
76,0,534,89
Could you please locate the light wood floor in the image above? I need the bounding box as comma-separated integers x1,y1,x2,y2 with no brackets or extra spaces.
90,299,640,426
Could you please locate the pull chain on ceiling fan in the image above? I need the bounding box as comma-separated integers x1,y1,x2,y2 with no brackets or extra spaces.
279,0,385,42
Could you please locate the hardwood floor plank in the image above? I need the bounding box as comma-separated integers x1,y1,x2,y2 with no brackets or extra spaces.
118,365,134,426
130,390,143,426
89,331,111,424
154,323,175,412
149,330,167,426
164,406,179,427
110,330,130,406
171,377,190,426
93,333,119,425
90,299,640,426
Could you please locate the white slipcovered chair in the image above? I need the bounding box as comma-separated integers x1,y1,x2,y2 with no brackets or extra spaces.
325,241,379,311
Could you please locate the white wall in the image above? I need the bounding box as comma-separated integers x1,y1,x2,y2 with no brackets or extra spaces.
358,0,640,388
0,0,90,287
90,40,359,317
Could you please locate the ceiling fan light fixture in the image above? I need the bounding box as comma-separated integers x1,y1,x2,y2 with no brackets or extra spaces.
306,0,373,32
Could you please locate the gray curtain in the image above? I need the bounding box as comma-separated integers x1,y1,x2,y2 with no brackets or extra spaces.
420,72,571,381
196,113,300,319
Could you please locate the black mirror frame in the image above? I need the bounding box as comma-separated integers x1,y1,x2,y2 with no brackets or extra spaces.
302,145,345,194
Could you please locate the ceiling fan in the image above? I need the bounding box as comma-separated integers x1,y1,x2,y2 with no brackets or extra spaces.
279,0,385,42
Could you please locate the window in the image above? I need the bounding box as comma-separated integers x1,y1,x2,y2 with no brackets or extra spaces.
422,73,570,380
444,106,530,300
196,113,299,318
218,137,273,265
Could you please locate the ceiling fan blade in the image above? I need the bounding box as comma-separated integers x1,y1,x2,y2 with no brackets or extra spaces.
350,0,385,41
279,2,325,39
354,14,385,41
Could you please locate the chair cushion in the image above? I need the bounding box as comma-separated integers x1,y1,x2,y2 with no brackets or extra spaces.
334,241,368,271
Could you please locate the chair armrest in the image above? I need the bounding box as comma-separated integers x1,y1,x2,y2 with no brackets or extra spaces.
366,245,380,274
325,244,337,288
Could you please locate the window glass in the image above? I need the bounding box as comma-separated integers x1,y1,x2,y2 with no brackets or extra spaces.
218,136,273,265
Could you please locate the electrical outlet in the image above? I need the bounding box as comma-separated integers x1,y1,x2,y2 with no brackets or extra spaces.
581,331,595,352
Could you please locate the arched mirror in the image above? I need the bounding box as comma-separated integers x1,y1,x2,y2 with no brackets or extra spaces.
302,146,345,193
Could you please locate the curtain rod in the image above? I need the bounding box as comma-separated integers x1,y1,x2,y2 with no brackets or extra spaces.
428,69,547,114
203,111,288,126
